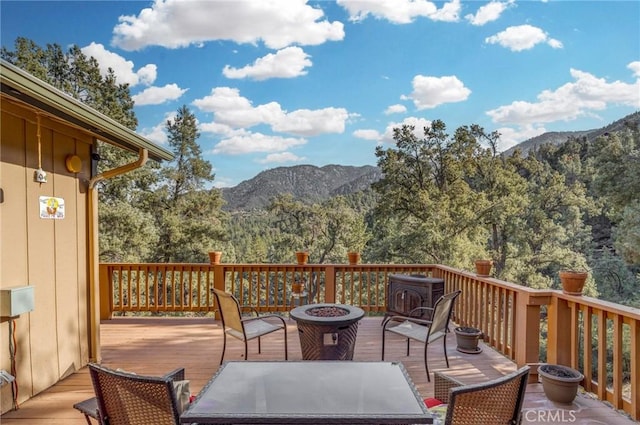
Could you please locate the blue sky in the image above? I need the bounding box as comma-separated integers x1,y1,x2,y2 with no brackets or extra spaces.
2,1,639,187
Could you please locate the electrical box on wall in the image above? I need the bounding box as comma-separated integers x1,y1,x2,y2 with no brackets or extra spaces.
1,286,35,318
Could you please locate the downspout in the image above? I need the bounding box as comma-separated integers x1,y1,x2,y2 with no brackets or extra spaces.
87,147,148,362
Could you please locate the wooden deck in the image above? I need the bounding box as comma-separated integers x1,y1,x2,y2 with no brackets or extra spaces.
1,317,636,424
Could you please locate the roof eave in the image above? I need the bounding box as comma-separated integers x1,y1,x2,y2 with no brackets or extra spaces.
0,59,173,162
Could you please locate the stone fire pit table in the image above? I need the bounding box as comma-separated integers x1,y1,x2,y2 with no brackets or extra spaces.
290,303,365,360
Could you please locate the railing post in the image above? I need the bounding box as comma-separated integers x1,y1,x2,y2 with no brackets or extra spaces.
325,265,336,304
99,264,112,320
514,292,547,382
631,319,640,420
547,294,573,367
212,264,225,320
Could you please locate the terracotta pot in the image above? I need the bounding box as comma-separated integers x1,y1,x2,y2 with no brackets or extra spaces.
559,271,587,295
347,252,361,265
292,281,304,294
454,326,483,354
295,251,309,265
208,251,222,265
475,260,492,276
538,364,584,404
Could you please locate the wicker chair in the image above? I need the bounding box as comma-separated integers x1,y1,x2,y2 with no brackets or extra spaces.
433,366,530,425
382,290,461,381
213,288,288,365
73,363,185,425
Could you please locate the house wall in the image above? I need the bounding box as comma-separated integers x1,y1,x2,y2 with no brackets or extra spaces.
0,100,92,414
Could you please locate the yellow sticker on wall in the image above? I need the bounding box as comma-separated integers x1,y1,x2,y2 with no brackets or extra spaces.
39,196,65,219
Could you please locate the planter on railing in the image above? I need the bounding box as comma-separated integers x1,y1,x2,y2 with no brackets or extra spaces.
559,270,587,295
296,251,309,265
474,259,492,276
347,252,361,265
208,251,222,265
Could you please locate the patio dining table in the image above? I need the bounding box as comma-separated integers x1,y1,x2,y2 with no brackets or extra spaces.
180,361,433,424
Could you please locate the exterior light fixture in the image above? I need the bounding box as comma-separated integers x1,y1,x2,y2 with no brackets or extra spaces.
65,155,82,173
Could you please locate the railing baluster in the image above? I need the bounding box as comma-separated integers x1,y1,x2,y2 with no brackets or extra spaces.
612,313,623,410
597,308,607,400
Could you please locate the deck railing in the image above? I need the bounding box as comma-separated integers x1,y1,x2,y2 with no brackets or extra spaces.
99,262,640,420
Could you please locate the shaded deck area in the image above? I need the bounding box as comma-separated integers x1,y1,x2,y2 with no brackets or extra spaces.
1,317,636,424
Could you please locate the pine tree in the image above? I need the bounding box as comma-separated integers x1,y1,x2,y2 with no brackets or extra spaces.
149,106,227,262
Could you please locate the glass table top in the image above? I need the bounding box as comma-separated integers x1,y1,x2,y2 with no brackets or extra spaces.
181,361,432,424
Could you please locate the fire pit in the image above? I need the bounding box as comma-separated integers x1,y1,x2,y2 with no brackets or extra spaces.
290,303,365,360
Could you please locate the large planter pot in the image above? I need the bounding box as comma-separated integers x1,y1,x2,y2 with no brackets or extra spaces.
347,252,361,265
208,251,222,265
454,326,483,354
475,260,493,277
538,364,584,404
559,271,588,295
296,251,309,265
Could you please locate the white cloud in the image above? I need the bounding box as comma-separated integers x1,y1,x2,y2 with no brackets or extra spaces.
81,42,157,86
430,0,462,22
485,24,563,51
212,176,235,188
272,108,350,136
337,0,460,23
385,104,407,114
193,87,279,127
223,47,312,81
353,129,381,140
199,121,236,135
193,87,350,136
139,122,168,145
211,132,306,155
112,0,344,51
629,61,640,78
465,0,514,26
381,117,432,143
132,84,187,106
256,152,306,164
402,75,471,109
547,38,563,49
487,66,640,125
494,124,547,152
136,65,157,86
137,111,177,145
351,117,433,145
194,87,253,113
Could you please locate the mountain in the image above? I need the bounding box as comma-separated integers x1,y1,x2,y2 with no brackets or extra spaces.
503,111,640,156
221,112,639,211
221,164,382,211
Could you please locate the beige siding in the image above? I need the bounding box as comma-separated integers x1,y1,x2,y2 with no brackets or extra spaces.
0,110,32,412
0,102,91,412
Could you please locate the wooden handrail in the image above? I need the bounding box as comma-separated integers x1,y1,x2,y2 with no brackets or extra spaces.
98,261,640,420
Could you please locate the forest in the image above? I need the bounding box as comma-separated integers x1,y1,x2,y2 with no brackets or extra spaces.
3,38,639,308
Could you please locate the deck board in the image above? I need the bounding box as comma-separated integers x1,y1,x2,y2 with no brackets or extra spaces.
1,316,636,424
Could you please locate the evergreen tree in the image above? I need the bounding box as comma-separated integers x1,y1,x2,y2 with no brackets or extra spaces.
148,106,227,262
1,37,160,262
372,121,485,265
267,194,370,264
587,127,640,304
458,125,529,277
